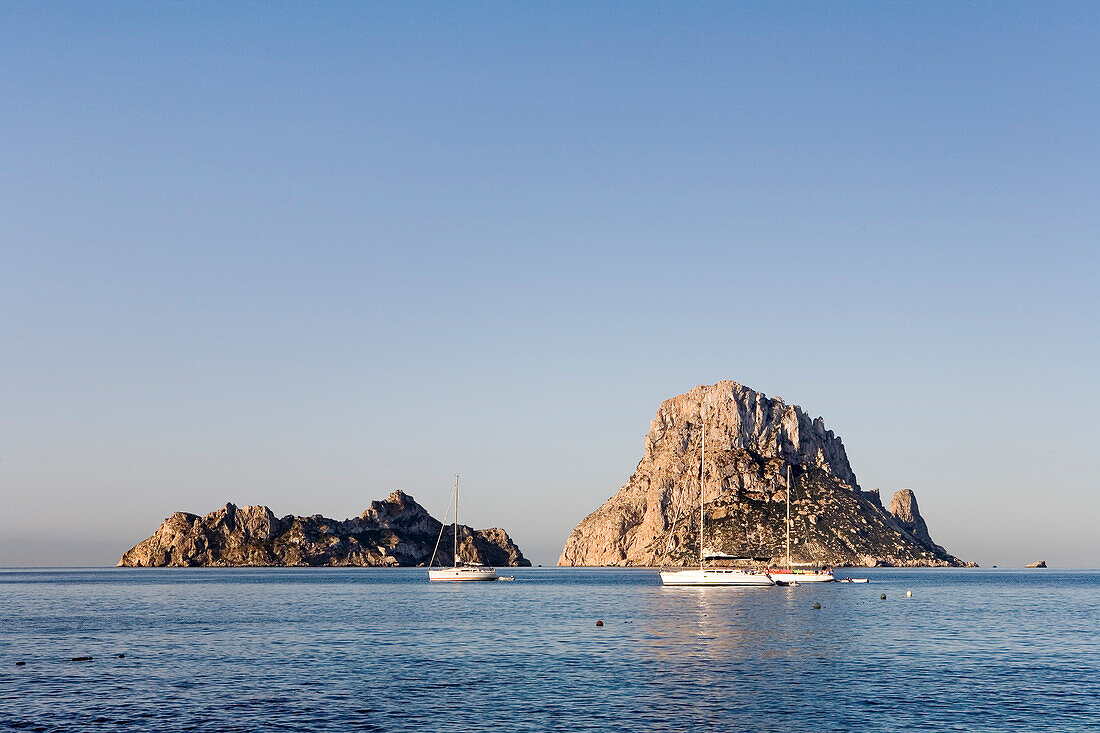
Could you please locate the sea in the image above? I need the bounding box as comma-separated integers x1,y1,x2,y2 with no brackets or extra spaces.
2,567,1097,732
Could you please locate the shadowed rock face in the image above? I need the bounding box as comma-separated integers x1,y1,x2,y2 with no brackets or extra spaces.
559,381,965,568
119,490,530,568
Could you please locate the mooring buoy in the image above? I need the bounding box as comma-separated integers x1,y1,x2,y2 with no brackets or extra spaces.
595,620,604,627
813,602,821,609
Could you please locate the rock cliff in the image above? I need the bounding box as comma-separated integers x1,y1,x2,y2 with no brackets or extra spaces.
889,489,946,555
559,381,964,567
119,490,530,567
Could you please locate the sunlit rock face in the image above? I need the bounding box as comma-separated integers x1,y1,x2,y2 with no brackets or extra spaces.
119,490,530,568
558,381,963,568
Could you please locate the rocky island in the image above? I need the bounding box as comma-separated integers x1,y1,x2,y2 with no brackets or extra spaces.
559,381,968,568
119,490,530,567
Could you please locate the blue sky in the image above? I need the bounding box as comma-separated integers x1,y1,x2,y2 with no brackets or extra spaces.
1,2,1097,566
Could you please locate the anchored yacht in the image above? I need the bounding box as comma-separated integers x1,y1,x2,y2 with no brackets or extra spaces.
658,419,775,587
766,465,835,585
428,564,499,582
427,475,498,582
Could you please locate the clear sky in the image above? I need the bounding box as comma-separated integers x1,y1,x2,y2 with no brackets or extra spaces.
2,2,1097,568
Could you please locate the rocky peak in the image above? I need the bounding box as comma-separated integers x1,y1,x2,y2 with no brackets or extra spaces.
643,381,859,492
889,489,918,524
358,489,439,535
559,381,964,568
201,502,281,539
889,489,945,554
236,505,280,541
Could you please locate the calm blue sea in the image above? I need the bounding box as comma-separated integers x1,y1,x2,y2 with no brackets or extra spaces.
2,568,1097,732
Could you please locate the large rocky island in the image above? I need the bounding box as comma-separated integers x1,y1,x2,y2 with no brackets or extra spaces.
120,490,530,567
559,381,967,567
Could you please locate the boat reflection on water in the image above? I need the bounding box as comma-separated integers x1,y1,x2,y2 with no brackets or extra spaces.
641,581,848,664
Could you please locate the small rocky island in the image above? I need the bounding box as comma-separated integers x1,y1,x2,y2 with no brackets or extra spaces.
119,490,530,567
560,381,969,568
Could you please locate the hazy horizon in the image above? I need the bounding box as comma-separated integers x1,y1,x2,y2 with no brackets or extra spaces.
2,375,1094,569
3,2,1097,568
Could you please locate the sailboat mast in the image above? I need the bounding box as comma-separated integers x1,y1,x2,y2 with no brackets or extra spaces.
785,464,791,568
699,420,705,570
453,474,459,568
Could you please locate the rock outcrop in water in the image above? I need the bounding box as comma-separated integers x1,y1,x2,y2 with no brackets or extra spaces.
559,381,965,567
119,490,530,567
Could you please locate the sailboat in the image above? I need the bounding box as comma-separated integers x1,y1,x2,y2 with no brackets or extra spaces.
427,475,499,582
766,465,835,585
659,419,774,587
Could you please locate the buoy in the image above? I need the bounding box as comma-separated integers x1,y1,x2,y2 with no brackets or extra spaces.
595,620,604,627
813,602,821,609
16,661,26,666
906,590,913,597
71,656,93,662
880,593,887,600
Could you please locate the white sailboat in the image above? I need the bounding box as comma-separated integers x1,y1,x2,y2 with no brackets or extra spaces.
427,475,498,582
767,465,835,585
659,420,774,587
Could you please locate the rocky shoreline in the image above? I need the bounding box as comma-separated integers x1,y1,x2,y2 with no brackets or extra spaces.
119,490,530,568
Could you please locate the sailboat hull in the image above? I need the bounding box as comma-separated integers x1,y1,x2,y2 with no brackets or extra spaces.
768,570,835,584
659,569,775,586
428,567,499,582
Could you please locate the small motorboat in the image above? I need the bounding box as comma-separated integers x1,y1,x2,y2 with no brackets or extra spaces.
837,577,869,584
